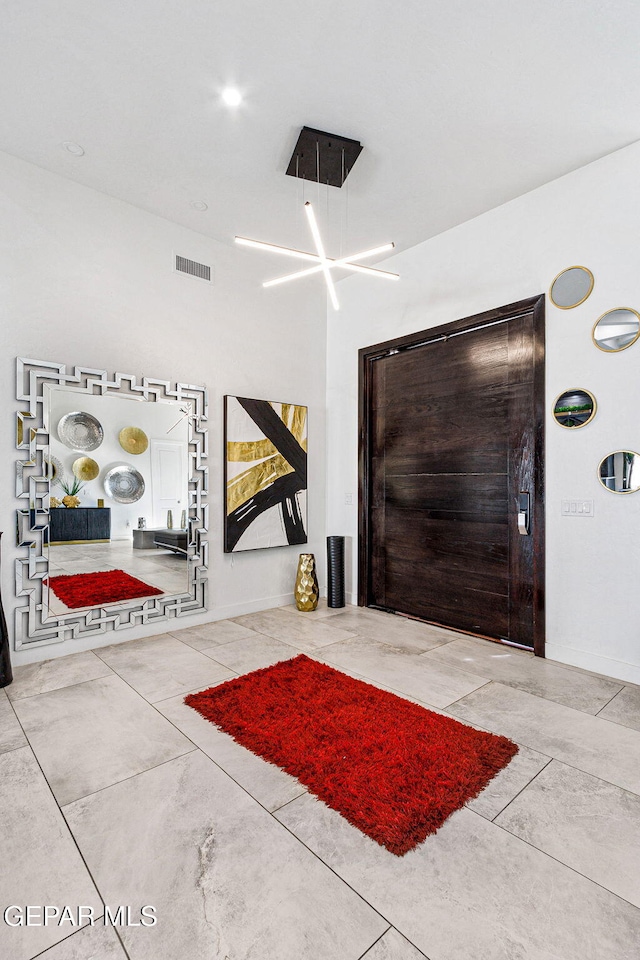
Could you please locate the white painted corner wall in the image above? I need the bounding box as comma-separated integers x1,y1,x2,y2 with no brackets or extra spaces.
0,150,327,666
327,141,640,685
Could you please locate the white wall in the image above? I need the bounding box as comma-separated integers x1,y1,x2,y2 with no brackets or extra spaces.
0,150,327,665
327,140,640,685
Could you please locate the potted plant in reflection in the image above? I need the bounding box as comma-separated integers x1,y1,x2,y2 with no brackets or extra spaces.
59,475,85,508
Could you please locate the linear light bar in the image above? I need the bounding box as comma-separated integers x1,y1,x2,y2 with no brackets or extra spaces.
235,236,320,263
263,245,399,288
304,202,339,310
236,203,399,307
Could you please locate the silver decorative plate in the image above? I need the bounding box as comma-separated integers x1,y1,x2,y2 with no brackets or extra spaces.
104,465,145,503
57,411,104,451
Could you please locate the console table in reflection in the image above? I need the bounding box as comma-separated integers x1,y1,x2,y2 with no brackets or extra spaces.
49,507,111,545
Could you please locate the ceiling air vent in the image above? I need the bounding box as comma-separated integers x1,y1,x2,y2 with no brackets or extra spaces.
174,254,212,283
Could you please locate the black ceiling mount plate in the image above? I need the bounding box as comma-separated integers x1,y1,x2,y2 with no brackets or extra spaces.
286,127,363,188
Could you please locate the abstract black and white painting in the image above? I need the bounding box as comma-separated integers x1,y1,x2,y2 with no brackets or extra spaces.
224,396,308,552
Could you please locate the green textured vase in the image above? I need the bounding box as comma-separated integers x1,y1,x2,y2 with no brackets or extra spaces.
294,553,319,612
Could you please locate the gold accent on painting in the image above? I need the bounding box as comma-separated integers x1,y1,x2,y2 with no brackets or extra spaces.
119,426,149,455
227,438,279,462
279,403,307,442
227,454,295,514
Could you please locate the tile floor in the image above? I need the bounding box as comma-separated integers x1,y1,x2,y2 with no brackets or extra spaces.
47,542,189,616
2,603,640,959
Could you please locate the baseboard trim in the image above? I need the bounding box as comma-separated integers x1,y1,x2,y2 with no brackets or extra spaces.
545,642,640,686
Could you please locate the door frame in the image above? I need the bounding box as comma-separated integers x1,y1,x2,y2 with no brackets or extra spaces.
358,295,546,657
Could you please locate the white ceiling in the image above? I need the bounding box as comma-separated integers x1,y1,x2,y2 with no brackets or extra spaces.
2,0,640,271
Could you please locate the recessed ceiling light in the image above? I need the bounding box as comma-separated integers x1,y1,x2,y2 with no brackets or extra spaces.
62,141,85,156
221,87,242,107
190,200,208,212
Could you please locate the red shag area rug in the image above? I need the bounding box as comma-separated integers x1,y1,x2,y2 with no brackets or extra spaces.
46,569,163,608
185,654,518,855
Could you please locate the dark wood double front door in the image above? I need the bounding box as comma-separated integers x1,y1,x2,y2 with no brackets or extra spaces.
359,296,545,654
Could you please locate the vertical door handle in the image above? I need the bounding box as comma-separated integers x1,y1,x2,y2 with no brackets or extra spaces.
518,492,530,535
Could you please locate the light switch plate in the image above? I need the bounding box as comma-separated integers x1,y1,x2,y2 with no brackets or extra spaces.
561,499,594,517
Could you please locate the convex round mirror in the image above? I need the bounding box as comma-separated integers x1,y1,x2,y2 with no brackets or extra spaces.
598,451,640,494
592,308,640,353
553,389,597,429
549,266,594,309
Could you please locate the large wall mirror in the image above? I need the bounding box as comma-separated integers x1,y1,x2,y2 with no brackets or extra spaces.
16,358,208,650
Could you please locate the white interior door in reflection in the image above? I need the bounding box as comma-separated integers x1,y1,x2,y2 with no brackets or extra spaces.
151,440,188,526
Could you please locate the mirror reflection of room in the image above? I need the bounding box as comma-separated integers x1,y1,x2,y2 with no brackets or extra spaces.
44,386,190,617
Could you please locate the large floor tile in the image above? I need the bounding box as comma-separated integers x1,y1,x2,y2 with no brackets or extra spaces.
495,759,640,908
0,689,27,754
169,619,258,650
329,609,458,654
466,742,551,820
279,599,349,619
13,674,194,805
64,750,388,960
275,795,640,960
0,748,102,960
94,634,234,702
449,681,640,795
233,608,357,651
38,924,127,959
316,636,489,708
362,928,427,959
424,636,623,713
598,684,640,732
7,650,113,702
202,633,301,674
156,691,306,812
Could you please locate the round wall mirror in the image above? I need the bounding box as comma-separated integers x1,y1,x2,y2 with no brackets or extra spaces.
549,266,594,309
598,451,640,494
553,389,597,429
592,308,640,353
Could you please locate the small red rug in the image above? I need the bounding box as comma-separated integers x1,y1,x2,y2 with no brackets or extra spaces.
46,569,164,608
185,654,518,855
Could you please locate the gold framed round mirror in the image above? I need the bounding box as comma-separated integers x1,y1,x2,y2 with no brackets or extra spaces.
552,389,597,429
549,266,594,309
592,308,640,353
598,450,640,494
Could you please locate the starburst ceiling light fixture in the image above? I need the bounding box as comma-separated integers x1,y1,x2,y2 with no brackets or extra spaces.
234,127,399,310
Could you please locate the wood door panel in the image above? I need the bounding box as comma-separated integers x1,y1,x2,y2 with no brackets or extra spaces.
381,329,509,407
385,578,510,638
384,547,509,599
360,296,545,653
386,474,508,522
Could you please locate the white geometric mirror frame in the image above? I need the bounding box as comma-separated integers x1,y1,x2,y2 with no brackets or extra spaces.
15,357,208,650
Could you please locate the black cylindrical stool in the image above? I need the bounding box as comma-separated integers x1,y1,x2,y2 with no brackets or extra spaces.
326,535,345,609
0,532,13,688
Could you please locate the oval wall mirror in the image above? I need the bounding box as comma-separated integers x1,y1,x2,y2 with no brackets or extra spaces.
592,308,640,353
552,388,597,429
549,266,594,309
598,450,640,494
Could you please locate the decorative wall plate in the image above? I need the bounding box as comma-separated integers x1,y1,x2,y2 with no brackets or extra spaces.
44,455,64,485
104,465,145,503
72,456,100,481
57,411,104,451
119,426,149,455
